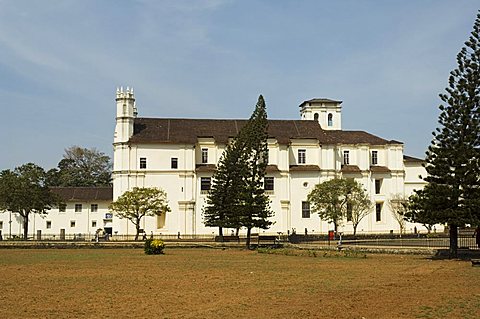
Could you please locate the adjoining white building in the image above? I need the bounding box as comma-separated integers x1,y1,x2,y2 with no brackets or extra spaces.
0,88,432,239
0,187,112,239
111,88,430,236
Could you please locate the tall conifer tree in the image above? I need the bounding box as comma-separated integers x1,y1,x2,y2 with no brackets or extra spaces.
237,95,273,248
415,12,480,257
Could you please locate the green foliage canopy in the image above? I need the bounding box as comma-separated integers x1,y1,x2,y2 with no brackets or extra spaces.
0,163,60,239
109,187,170,240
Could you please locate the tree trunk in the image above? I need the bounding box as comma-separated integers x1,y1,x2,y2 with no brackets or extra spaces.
135,219,140,241
218,227,223,242
22,212,29,240
246,227,252,249
353,224,357,238
449,223,458,258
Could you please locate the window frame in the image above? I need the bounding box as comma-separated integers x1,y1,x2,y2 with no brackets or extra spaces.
371,150,378,165
59,203,67,212
302,201,311,218
327,113,333,127
264,177,274,191
171,157,178,169
201,148,208,164
343,150,350,165
200,177,211,191
91,204,98,212
46,221,52,229
139,157,147,169
375,203,382,222
298,149,306,164
75,204,82,213
70,220,76,228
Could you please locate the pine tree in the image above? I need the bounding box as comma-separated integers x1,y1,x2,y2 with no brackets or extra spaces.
203,135,249,238
415,11,480,257
203,95,273,247
237,95,273,248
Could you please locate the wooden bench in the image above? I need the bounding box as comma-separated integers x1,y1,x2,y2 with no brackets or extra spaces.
258,235,279,246
471,259,480,267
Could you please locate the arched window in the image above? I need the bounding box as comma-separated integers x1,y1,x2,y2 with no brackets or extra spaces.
327,113,333,127
314,113,319,121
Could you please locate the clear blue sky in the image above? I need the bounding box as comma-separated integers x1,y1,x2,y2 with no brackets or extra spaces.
0,0,478,170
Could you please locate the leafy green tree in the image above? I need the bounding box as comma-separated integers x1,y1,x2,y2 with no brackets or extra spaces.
0,163,60,239
387,194,408,235
308,178,347,234
346,180,373,236
109,187,170,240
413,12,480,257
47,146,112,186
308,178,371,236
405,192,438,233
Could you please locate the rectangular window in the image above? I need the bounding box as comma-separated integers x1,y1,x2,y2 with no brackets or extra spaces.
59,203,66,212
92,221,97,228
200,177,211,191
201,148,208,164
75,204,82,212
298,149,306,164
70,221,76,228
171,157,178,169
264,177,274,191
91,204,98,212
375,179,382,194
0,221,3,229
140,157,147,169
343,150,350,165
302,201,310,218
376,203,382,222
46,221,52,229
371,150,378,165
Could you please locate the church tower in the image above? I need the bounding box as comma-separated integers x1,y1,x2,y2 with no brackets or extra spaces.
114,86,137,143
299,98,342,130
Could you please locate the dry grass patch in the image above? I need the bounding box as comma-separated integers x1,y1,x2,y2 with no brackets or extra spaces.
0,248,478,318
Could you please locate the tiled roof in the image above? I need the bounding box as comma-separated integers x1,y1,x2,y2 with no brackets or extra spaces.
266,165,280,172
341,165,362,173
299,98,343,107
289,165,321,171
50,187,113,201
324,130,402,145
370,166,391,173
129,118,398,146
403,155,424,162
195,164,217,172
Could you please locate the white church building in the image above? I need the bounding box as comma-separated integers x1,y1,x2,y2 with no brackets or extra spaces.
111,88,429,237
0,88,432,239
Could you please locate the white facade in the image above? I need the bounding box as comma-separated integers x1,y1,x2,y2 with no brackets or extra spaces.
0,89,433,238
0,188,112,239
111,89,431,236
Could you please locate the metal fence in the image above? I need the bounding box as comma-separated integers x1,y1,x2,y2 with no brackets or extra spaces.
0,230,478,250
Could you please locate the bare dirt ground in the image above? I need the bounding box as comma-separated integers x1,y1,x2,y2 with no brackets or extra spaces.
0,248,478,319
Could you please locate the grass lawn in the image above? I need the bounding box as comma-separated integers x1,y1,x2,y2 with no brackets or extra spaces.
0,248,478,319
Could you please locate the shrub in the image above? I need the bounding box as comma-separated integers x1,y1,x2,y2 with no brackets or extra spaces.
144,238,165,255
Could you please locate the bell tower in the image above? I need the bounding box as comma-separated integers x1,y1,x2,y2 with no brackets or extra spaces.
299,98,342,130
114,86,137,144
